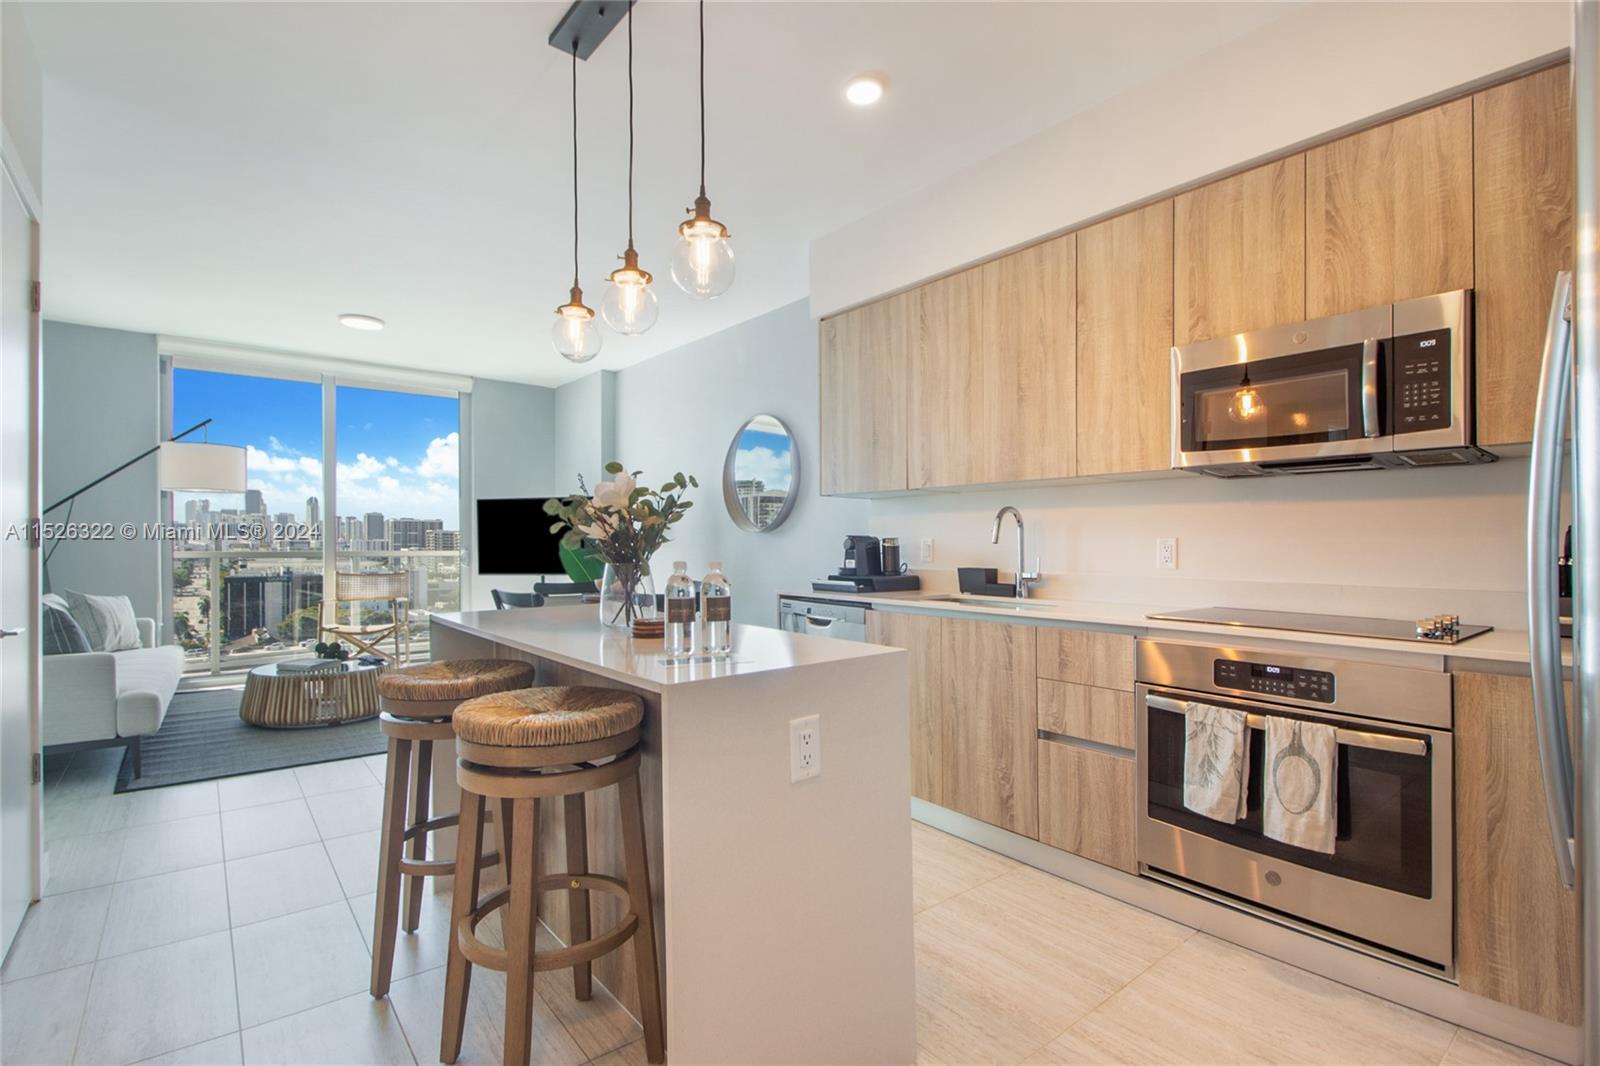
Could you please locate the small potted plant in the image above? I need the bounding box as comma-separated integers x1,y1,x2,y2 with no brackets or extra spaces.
545,463,697,629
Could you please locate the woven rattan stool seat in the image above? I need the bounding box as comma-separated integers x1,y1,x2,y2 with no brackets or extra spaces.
454,686,643,748
376,659,535,705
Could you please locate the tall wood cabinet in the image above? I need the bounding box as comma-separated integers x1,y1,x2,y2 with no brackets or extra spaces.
1075,200,1175,476
1174,155,1306,346
1474,64,1575,447
818,291,911,495
1305,98,1474,318
909,234,1077,488
866,610,1039,838
1454,671,1581,1024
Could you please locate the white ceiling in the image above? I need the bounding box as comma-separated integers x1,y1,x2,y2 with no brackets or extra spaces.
23,1,1297,388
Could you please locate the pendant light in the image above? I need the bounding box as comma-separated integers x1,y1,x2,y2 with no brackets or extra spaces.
670,0,734,299
1228,367,1266,424
600,1,659,335
554,43,603,363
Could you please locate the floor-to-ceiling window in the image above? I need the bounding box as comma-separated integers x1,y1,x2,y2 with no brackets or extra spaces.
168,365,462,677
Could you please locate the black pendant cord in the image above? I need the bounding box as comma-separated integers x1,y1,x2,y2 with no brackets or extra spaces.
571,43,580,290
698,0,706,198
626,0,636,252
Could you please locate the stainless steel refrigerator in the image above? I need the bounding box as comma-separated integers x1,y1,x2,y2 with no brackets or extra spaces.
1530,6,1599,1061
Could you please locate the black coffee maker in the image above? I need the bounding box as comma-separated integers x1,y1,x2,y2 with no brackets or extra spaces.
840,535,883,577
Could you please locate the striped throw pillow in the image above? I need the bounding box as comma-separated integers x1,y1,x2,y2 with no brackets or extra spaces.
41,602,91,655
62,590,142,652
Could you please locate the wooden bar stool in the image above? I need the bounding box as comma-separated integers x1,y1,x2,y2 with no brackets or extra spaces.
369,658,536,998
441,686,665,1066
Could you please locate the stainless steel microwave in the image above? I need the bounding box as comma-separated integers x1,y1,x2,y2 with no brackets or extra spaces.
1170,290,1496,476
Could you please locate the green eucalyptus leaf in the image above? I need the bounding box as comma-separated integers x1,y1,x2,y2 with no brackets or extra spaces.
604,461,624,474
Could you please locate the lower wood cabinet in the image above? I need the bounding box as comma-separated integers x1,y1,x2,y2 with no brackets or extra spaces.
1037,737,1136,874
866,609,1039,838
1454,670,1581,1024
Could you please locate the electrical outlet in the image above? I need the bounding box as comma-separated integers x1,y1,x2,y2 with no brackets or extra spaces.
919,537,935,563
790,715,821,783
1156,537,1178,571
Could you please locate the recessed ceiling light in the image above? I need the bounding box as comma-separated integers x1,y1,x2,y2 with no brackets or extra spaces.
338,314,385,331
845,74,886,107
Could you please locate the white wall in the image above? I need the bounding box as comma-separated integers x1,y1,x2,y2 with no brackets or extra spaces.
551,370,616,492
465,376,558,610
2,0,44,204
40,321,162,621
868,461,1537,629
611,299,869,625
810,0,1570,316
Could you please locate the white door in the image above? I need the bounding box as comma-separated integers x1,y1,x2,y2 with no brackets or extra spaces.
0,163,42,954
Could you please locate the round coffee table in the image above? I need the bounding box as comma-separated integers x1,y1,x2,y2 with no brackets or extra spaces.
239,660,386,728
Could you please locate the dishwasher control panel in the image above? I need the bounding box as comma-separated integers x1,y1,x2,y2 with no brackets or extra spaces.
1214,658,1335,703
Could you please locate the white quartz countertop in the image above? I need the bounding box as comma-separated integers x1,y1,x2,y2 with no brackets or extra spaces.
781,590,1563,668
432,606,901,693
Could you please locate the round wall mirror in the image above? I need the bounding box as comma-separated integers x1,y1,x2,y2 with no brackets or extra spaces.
722,414,800,532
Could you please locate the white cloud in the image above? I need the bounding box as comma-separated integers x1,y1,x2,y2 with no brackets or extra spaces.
224,435,461,525
415,433,459,481
733,446,793,493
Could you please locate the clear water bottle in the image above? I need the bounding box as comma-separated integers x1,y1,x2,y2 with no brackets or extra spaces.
664,561,695,657
699,561,732,655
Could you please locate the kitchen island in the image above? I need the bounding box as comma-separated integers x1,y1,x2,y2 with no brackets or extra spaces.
428,607,915,1064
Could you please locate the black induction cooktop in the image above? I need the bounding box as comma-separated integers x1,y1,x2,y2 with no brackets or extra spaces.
1144,606,1493,645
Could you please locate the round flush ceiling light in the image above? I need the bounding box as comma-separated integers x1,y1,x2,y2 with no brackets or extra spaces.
845,74,886,107
338,313,385,331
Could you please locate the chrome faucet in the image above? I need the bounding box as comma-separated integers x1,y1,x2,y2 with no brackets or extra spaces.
990,506,1041,599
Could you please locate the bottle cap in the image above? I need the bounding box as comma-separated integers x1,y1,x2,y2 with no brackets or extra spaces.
673,560,687,571
708,561,722,570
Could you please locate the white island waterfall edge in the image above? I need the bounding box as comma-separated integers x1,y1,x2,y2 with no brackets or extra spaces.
427,606,916,1065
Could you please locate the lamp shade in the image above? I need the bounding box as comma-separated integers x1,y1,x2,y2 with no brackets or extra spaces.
158,441,247,493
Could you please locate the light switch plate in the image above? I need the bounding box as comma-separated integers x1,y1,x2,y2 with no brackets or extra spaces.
919,538,934,563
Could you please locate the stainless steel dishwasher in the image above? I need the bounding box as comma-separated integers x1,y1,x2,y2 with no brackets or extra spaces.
778,597,868,641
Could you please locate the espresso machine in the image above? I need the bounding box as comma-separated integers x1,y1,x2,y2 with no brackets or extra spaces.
813,535,921,593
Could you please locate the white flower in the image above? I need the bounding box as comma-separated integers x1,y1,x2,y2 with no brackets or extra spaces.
590,473,636,512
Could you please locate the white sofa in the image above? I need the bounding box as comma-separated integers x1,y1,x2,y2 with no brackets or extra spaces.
43,615,184,778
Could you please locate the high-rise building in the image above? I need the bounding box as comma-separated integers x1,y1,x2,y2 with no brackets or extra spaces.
425,529,461,551
306,497,320,526
184,499,203,525
244,488,265,515
390,517,444,550
365,512,385,544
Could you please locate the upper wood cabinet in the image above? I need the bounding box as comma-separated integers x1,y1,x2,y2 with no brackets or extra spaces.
1455,670,1581,1025
818,292,911,495
866,609,1039,838
1075,201,1175,476
909,234,1077,488
1174,155,1306,345
1306,98,1473,318
1474,64,1574,447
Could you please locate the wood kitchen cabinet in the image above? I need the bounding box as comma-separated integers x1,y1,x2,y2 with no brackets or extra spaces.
866,609,1038,837
1474,63,1574,447
818,291,911,495
1174,155,1306,346
1036,627,1135,692
1038,679,1135,749
1038,738,1136,873
909,234,1077,488
1305,98,1473,318
1076,200,1175,476
1454,670,1581,1025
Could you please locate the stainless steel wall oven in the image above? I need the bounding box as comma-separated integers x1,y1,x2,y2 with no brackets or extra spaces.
1136,639,1454,974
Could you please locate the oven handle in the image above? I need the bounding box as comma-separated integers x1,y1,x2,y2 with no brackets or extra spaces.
1360,338,1381,438
1144,694,1428,757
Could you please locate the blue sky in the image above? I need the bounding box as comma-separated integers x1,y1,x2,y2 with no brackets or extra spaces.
733,418,793,493
173,369,461,524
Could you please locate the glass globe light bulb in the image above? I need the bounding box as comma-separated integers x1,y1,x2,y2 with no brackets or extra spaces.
671,196,735,299
552,288,603,363
601,249,659,335
1229,383,1266,424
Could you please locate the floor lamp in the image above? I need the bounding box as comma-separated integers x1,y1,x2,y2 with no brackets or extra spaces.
42,418,248,593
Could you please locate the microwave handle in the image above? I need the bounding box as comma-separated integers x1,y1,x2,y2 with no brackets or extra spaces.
1526,269,1578,889
1360,338,1380,438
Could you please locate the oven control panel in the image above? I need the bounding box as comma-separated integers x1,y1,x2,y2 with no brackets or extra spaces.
1391,328,1452,434
1214,658,1335,703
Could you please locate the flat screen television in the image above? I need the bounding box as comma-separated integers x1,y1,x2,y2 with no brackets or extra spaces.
476,497,566,575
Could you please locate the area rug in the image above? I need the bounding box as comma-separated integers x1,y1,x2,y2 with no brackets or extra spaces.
115,686,387,793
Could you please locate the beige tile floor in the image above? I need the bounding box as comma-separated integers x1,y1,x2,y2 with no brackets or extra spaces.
1,748,1562,1065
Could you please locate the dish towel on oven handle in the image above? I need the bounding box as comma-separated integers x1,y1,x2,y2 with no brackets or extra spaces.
1182,702,1251,822
1263,717,1338,854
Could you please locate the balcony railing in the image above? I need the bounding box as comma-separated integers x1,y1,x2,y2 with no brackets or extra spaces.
172,548,463,679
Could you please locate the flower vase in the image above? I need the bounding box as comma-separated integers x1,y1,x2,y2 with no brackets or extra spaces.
599,563,657,629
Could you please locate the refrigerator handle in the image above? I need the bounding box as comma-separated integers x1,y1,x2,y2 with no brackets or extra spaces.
1527,269,1578,890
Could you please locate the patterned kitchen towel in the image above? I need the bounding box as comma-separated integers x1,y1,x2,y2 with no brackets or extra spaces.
1263,717,1338,854
1183,702,1251,822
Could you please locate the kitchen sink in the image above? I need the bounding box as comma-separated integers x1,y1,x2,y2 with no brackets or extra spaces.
924,594,1057,612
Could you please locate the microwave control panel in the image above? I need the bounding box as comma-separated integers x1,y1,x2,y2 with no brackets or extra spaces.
1392,328,1452,434
1214,658,1336,703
